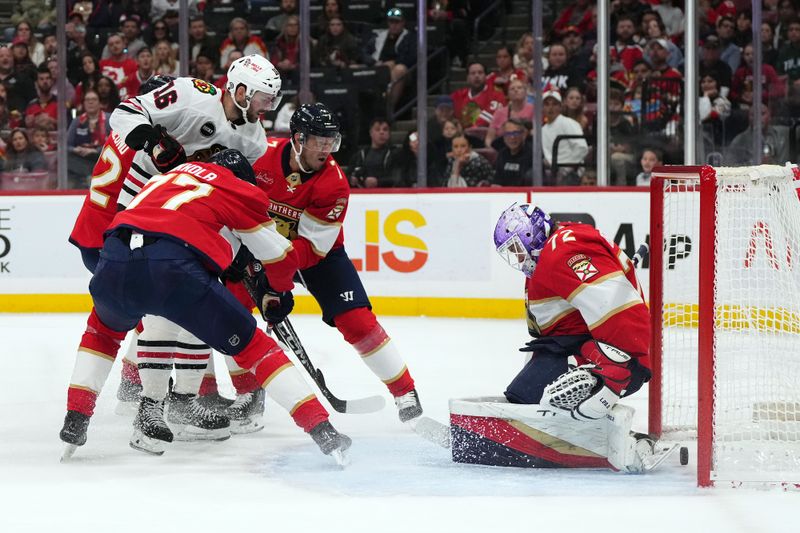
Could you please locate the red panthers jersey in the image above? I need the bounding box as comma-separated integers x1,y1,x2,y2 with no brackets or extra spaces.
525,223,650,368
108,161,294,290
69,131,136,249
252,137,350,270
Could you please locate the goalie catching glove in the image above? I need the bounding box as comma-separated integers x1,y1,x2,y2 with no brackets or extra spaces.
542,340,637,421
125,123,187,173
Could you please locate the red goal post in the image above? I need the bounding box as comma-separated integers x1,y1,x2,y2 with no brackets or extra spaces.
649,164,800,488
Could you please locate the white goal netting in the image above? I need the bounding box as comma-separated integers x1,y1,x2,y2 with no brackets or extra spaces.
656,165,800,484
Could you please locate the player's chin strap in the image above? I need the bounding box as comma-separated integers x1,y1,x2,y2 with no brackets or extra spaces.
291,137,314,174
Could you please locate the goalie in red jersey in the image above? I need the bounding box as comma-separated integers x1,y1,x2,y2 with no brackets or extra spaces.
242,103,423,423
450,204,660,472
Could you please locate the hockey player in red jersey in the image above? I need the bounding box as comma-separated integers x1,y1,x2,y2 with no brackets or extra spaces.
80,150,351,462
242,103,423,423
458,203,659,473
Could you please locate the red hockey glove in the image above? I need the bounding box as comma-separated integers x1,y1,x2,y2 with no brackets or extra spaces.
578,340,633,396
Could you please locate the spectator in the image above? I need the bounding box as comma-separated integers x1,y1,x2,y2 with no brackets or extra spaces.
42,33,57,60
543,43,578,92
4,128,46,172
96,75,120,113
647,39,683,79
612,0,651,35
215,50,243,89
11,38,36,78
563,86,589,133
271,16,300,74
46,57,76,108
635,147,663,187
67,89,111,188
612,15,644,72
266,0,298,34
560,25,592,80
486,45,527,96
644,16,683,69
153,40,179,77
625,59,652,117
725,104,790,165
123,47,155,98
428,0,470,68
653,0,685,38
733,42,786,107
716,15,742,72
0,45,35,114
485,78,533,148
151,0,199,22
514,32,538,82
494,118,533,186
74,52,102,110
367,8,417,111
427,95,455,144
699,74,731,153
644,39,683,136
189,16,218,67
24,64,56,130
103,14,147,60
762,22,780,68
395,129,439,187
146,19,175,48
66,20,91,86
541,89,588,185
31,126,54,152
219,18,267,72
431,117,462,175
452,62,506,128
553,0,594,36
313,17,362,69
14,20,45,66
735,10,753,48
701,35,733,93
348,118,400,188
609,88,637,185
0,86,12,131
442,134,494,187
705,0,737,28
313,0,344,40
778,18,800,89
99,33,137,96
192,49,217,84
580,169,598,186
774,0,797,48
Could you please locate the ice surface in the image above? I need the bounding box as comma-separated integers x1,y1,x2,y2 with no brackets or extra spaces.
1,314,797,533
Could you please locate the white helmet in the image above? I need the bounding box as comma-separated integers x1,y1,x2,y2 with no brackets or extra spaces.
226,54,283,112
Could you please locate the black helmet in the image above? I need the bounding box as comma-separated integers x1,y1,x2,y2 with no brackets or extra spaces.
290,103,341,139
208,149,256,185
138,75,177,96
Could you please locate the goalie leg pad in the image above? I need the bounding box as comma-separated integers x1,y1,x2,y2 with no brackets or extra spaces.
505,353,570,404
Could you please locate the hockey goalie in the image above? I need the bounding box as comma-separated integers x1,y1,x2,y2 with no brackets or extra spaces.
450,203,661,473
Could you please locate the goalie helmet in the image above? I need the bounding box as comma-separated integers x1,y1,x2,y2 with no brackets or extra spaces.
494,203,554,277
138,75,176,96
208,149,256,185
226,54,282,112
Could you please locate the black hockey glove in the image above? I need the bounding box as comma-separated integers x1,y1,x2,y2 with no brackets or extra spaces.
125,123,186,173
221,246,256,283
240,260,294,324
262,289,294,325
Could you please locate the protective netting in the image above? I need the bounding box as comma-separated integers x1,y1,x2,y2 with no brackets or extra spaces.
658,165,800,483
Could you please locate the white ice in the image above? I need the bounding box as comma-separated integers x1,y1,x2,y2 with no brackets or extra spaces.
1,314,797,533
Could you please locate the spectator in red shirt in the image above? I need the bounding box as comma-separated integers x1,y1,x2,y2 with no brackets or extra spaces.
612,15,644,72
218,18,267,71
123,47,155,99
99,33,136,97
732,42,786,105
451,61,507,128
24,65,57,130
270,15,300,74
74,52,102,111
486,45,527,96
705,0,737,28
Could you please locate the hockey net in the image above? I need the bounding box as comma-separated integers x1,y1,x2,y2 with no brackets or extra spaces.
649,165,800,487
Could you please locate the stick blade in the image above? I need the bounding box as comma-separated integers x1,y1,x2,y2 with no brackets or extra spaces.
331,394,386,414
409,416,451,448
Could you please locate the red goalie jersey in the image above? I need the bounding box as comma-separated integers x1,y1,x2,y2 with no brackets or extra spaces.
252,137,349,271
526,223,651,368
69,131,136,250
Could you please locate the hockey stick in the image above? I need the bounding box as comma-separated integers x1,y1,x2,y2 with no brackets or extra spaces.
632,243,649,268
270,318,386,414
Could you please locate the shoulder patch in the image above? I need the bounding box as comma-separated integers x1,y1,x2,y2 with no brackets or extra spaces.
327,197,347,220
192,78,217,95
567,254,598,282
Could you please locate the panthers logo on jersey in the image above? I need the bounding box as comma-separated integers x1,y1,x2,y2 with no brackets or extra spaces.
273,216,299,241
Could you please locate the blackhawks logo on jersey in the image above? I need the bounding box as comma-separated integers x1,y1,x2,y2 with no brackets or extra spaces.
567,254,598,282
192,78,217,95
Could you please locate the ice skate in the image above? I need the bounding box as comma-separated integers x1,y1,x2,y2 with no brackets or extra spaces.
196,391,235,413
167,392,231,441
309,420,352,466
59,410,90,462
130,397,173,455
115,375,142,416
225,388,265,434
394,389,423,423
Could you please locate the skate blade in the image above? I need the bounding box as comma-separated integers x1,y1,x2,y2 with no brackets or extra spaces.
230,418,265,435
408,416,451,449
173,426,232,442
114,400,139,417
129,430,167,456
330,448,350,468
60,444,79,463
643,443,681,472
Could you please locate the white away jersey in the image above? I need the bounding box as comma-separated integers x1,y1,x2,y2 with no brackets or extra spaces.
109,77,268,206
